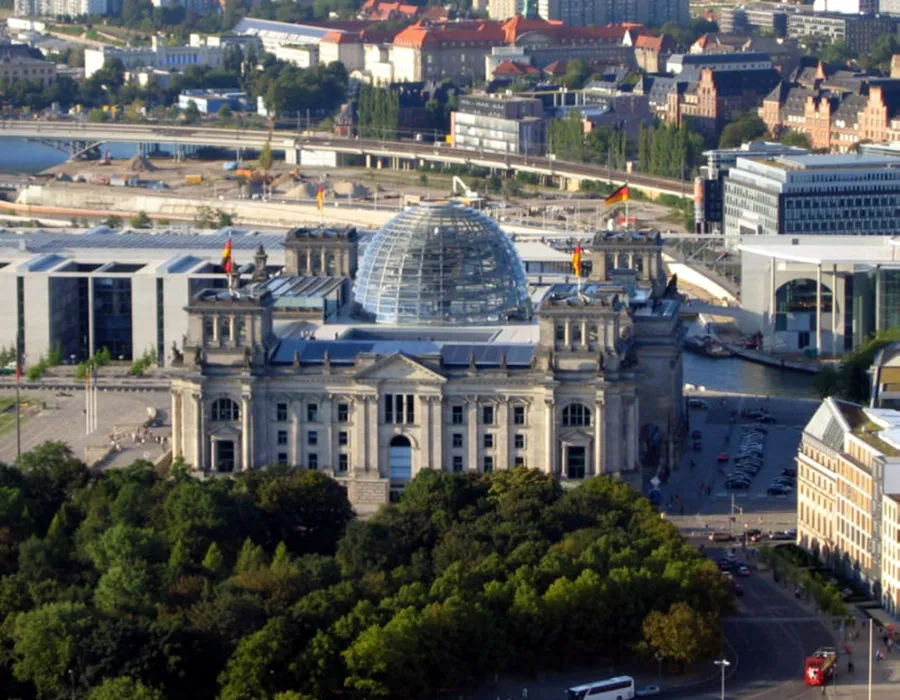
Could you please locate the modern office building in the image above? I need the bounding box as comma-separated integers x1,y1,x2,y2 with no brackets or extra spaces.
812,0,876,14
167,203,684,509
738,235,900,355
723,153,900,246
694,141,808,234
230,17,344,55
719,5,789,37
786,13,895,56
14,0,108,18
666,52,774,77
451,94,546,156
797,397,900,617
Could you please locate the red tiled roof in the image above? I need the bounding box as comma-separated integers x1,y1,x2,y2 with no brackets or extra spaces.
493,60,540,76
635,35,663,51
393,21,505,49
543,59,568,75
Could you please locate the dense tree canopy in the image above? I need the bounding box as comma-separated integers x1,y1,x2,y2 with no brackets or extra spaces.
0,445,731,698
719,113,769,149
814,329,900,402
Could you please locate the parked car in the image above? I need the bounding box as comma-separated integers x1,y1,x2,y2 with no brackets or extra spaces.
767,486,792,496
709,531,734,542
717,453,729,462
782,468,797,477
759,415,778,424
733,582,745,597
636,686,661,697
726,480,751,490
738,565,751,576
744,528,762,542
691,430,702,440
689,399,708,409
693,440,703,451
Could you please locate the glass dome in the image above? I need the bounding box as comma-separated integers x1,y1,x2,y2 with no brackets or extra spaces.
354,203,532,325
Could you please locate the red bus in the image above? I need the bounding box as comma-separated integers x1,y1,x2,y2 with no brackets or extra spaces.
805,651,836,686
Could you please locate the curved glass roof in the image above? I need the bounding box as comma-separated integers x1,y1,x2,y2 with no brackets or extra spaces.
353,203,531,325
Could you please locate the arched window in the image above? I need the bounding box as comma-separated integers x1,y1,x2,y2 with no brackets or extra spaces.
211,398,240,422
562,403,591,427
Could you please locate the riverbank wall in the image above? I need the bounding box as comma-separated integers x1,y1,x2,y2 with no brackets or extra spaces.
12,184,398,229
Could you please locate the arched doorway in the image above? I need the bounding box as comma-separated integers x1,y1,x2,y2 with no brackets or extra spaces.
389,435,412,481
774,278,833,350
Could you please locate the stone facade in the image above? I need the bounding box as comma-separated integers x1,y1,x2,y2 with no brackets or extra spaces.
168,265,682,507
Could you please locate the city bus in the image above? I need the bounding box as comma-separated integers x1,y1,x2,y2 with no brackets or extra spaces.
566,676,635,699
804,649,836,686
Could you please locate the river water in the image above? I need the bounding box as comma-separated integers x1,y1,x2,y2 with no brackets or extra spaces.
0,138,151,174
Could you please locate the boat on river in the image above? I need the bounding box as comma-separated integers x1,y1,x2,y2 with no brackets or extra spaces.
684,335,732,359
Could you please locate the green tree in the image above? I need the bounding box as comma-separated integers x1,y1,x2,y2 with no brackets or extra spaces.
258,138,273,172
642,602,722,669
130,210,152,229
217,103,233,121
719,114,768,148
863,33,900,74
780,130,812,149
87,108,108,123
11,602,98,698
94,561,161,615
183,99,201,124
88,676,165,700
813,329,900,401
819,40,853,66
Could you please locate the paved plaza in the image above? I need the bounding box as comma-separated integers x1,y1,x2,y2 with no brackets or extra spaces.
0,387,171,468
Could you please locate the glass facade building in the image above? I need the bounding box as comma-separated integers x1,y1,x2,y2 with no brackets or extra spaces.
354,203,532,326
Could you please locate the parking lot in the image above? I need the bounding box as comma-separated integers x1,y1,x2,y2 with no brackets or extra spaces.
659,393,820,536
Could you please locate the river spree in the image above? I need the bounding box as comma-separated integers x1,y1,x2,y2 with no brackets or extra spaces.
0,138,145,174
683,351,816,398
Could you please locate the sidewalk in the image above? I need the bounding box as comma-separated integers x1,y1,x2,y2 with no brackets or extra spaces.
761,566,900,691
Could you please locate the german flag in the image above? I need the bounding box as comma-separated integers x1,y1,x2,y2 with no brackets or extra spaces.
571,243,583,277
605,184,630,206
316,183,325,212
221,237,233,274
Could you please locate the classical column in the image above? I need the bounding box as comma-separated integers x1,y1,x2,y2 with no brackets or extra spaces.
422,396,432,470
607,394,622,473
323,396,333,472
875,265,883,332
358,397,370,471
563,320,571,349
816,263,823,355
467,397,478,472
291,398,301,466
367,397,379,475
832,264,839,357
88,277,96,356
433,396,444,471
497,397,509,470
580,320,589,350
627,398,639,472
305,249,312,274
193,393,203,470
210,439,218,474
171,390,181,458
628,252,634,269
544,397,556,476
241,394,251,472
594,398,605,475
320,249,327,275
769,259,777,348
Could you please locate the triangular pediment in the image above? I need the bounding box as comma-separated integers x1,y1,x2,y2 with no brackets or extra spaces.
353,352,446,383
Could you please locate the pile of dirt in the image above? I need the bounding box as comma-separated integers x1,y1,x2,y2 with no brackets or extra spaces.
332,180,368,199
125,155,157,172
284,183,321,199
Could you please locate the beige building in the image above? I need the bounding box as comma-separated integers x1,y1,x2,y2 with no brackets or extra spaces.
797,398,900,616
489,0,526,20
0,55,56,87
871,342,900,411
319,32,365,73
167,206,683,510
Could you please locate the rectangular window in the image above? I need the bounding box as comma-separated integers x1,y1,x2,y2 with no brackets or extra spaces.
555,323,565,342
384,394,393,424
406,394,414,424
337,453,348,473
276,402,288,422
484,433,494,449
513,406,526,425
338,431,348,446
515,434,525,449
482,405,494,425
453,433,463,448
514,456,525,467
307,403,319,422
277,452,288,464
395,394,404,424
337,403,349,422
452,455,463,473
308,430,318,446
277,430,288,446
451,405,464,425
483,456,494,473
308,453,318,470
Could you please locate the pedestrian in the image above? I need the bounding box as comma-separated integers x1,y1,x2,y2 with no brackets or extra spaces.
848,660,854,673
680,504,684,516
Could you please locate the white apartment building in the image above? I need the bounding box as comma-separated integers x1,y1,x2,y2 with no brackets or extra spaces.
812,0,876,13
14,0,107,17
489,0,527,20
798,398,900,617
84,36,225,79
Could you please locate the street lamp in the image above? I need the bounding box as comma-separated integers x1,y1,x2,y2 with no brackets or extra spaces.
714,658,730,700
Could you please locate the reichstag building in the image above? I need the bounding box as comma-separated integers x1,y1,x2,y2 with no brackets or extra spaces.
168,203,683,508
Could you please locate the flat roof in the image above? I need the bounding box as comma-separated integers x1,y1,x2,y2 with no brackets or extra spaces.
774,154,900,170
739,235,900,265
